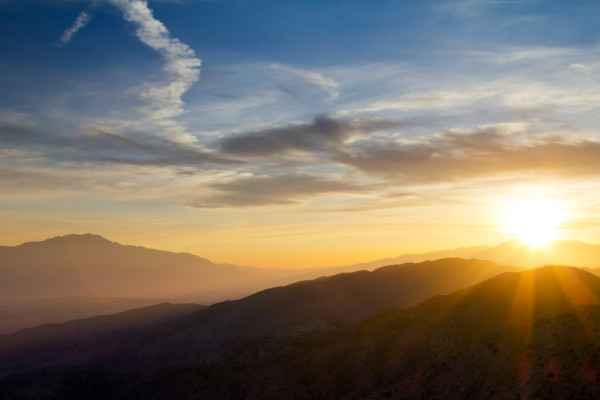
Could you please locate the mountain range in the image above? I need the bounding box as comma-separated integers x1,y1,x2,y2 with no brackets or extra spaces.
0,233,376,308
0,234,294,304
197,265,600,399
4,265,600,399
3,233,600,334
0,258,515,379
351,239,600,270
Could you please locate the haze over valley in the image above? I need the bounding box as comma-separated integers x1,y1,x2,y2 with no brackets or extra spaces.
4,233,600,335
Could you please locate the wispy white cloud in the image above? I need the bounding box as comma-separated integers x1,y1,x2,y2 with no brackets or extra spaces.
56,10,91,47
271,63,340,100
360,87,496,113
468,47,582,64
107,0,201,142
356,77,600,115
434,0,525,17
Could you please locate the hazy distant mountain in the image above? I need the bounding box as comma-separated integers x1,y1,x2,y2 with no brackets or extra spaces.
352,239,600,270
0,234,263,303
12,266,600,399
0,233,367,332
5,234,598,307
0,234,361,306
0,258,515,379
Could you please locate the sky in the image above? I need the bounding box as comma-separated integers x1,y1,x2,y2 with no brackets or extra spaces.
2,0,600,268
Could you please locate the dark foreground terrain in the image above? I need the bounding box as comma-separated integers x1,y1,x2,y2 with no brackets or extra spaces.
3,263,600,399
0,258,515,378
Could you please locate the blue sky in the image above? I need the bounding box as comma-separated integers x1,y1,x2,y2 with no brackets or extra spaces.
2,0,600,267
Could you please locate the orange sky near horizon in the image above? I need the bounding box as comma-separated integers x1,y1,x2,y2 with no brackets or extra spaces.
1,182,597,269
3,1,600,269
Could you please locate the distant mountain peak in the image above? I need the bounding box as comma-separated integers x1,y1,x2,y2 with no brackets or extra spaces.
54,233,110,241
24,233,117,248
352,238,600,271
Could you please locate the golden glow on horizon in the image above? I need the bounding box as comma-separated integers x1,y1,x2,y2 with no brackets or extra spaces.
500,199,567,248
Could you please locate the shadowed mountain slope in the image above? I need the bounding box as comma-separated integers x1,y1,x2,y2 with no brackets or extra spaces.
5,265,600,399
0,302,205,379
0,258,515,379
10,266,600,399
192,266,600,399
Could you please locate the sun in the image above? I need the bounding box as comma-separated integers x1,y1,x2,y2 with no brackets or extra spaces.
500,199,567,248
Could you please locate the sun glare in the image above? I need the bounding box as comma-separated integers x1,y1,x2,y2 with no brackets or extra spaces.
500,199,567,248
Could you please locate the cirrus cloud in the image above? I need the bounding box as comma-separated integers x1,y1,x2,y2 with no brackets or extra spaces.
56,10,91,47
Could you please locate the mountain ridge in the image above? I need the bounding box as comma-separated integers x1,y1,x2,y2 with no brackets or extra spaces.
170,265,600,398
0,257,517,380
4,233,600,335
344,238,600,271
5,265,600,399
0,233,365,307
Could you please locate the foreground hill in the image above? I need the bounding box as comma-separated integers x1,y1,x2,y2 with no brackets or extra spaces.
0,302,205,380
0,258,515,379
190,266,600,399
7,266,600,399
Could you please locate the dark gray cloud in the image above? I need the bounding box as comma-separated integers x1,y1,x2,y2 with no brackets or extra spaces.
336,129,600,182
78,126,151,151
191,172,372,208
218,114,399,157
75,127,240,166
88,140,235,167
7,111,600,209
0,118,238,167
0,119,72,147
